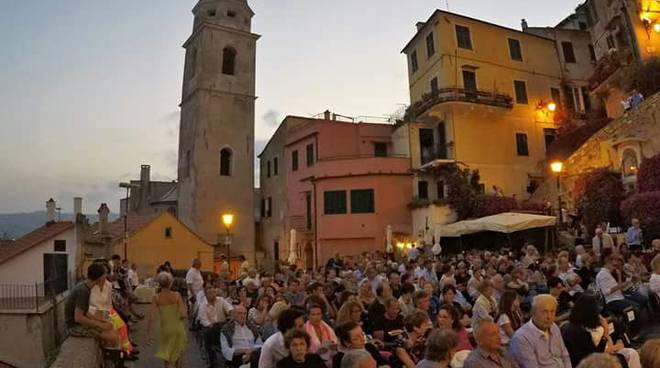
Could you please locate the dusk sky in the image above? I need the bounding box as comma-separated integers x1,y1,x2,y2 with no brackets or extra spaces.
0,0,579,213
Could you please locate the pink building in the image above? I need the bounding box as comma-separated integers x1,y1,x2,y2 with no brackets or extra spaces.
259,114,412,268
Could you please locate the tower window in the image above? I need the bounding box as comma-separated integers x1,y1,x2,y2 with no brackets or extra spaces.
220,148,232,176
292,150,299,171
207,9,216,17
227,10,237,18
273,157,279,176
222,47,237,75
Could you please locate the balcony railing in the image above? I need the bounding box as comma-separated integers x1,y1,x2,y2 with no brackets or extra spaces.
289,215,311,233
588,49,634,90
421,142,455,165
405,88,513,120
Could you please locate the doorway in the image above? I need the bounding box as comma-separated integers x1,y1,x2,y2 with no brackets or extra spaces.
43,254,68,296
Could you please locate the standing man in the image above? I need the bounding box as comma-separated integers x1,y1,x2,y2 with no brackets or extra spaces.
592,227,615,261
509,294,571,368
626,218,644,251
186,259,204,303
464,321,519,368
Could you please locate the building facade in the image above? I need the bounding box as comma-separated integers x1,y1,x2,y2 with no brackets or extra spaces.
259,115,412,268
176,0,259,262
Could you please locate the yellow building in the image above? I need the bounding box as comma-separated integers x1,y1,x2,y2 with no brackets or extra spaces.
84,210,214,277
397,10,562,224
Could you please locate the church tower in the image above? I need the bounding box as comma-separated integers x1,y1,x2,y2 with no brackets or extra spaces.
177,0,258,261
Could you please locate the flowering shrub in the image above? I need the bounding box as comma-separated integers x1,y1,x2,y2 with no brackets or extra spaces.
575,168,625,230
621,191,660,240
636,153,660,193
480,196,518,216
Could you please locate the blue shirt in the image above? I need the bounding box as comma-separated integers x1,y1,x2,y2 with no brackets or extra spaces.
625,226,642,246
509,320,572,368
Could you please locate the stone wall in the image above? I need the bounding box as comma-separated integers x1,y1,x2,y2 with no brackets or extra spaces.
50,337,100,368
561,92,660,208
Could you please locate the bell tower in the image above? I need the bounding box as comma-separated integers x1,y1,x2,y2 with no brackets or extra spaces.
177,0,259,261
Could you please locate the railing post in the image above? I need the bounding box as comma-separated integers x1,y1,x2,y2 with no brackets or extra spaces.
35,282,39,313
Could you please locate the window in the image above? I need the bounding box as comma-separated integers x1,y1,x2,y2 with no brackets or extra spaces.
266,160,271,178
621,149,639,177
436,181,445,200
374,142,387,157
324,191,347,215
419,128,435,165
551,88,561,107
410,50,419,73
508,38,523,61
456,25,473,50
426,32,435,58
463,70,477,98
514,80,528,104
581,86,591,112
208,9,217,17
222,47,236,75
351,189,375,214
305,194,312,230
267,197,272,218
273,157,279,176
306,144,315,166
227,10,236,18
516,133,529,156
54,240,66,252
437,122,448,159
561,42,576,63
292,150,299,171
544,128,557,150
260,198,265,218
418,181,429,199
579,21,587,30
164,227,172,238
430,77,438,94
588,44,596,62
220,148,232,176
569,87,585,113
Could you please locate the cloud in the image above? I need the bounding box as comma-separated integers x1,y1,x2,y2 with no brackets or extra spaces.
164,149,178,170
262,110,281,127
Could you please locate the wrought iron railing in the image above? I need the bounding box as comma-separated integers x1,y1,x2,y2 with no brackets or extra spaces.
0,272,75,311
406,88,513,120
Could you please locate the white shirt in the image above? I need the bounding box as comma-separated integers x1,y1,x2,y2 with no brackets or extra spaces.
127,269,139,287
242,276,261,288
558,268,584,295
650,273,660,296
592,234,614,256
596,267,625,303
221,323,259,361
258,331,289,368
186,267,204,296
408,247,420,261
89,280,113,312
497,313,512,345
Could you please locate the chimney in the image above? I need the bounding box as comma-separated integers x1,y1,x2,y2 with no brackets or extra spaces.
416,22,426,31
140,165,151,184
73,197,83,216
46,198,56,223
98,203,110,234
521,19,528,31
323,110,331,120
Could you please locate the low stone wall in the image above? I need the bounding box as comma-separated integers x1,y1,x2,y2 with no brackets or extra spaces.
49,337,100,368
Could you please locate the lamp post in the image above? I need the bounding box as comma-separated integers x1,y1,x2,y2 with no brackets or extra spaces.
550,161,564,224
221,213,234,264
119,182,140,259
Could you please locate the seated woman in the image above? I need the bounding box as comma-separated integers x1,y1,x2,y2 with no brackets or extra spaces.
333,321,387,368
304,303,338,363
389,310,432,368
435,304,473,352
440,284,470,326
335,299,364,326
276,329,326,368
560,294,641,368
495,290,523,346
471,279,497,330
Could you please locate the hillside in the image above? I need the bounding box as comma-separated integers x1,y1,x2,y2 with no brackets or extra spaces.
0,211,119,239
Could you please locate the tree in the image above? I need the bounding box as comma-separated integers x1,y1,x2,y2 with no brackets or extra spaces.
434,164,482,220
620,153,660,240
574,168,625,231
636,153,660,193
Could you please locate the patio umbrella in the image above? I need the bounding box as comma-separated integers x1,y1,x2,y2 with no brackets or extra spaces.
386,225,393,254
288,229,298,264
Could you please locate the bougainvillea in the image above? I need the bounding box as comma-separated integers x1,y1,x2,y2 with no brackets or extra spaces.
432,164,482,220
480,196,518,216
636,153,660,193
621,191,660,240
575,168,625,231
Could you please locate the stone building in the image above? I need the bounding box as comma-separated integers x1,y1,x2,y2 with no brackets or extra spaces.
176,0,259,262
119,164,177,217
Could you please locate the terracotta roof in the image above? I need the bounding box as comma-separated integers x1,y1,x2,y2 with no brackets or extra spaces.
0,221,74,265
84,211,162,246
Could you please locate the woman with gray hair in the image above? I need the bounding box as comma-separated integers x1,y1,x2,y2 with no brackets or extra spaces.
417,328,458,368
146,272,187,368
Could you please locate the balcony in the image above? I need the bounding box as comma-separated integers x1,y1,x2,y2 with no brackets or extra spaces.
289,215,312,233
405,88,513,120
420,142,455,166
588,49,634,91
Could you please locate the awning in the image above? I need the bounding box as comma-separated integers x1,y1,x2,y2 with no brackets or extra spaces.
440,212,556,237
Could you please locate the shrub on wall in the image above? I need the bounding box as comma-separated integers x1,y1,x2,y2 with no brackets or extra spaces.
636,153,660,193
480,196,518,216
433,165,482,221
621,191,660,240
575,168,625,231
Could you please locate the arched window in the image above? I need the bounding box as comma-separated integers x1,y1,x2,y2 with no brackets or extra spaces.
621,149,639,177
220,148,233,176
222,47,236,75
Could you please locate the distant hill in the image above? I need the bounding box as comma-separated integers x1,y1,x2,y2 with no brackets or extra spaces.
0,211,119,239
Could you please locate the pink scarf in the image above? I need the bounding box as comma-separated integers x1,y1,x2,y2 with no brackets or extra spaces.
304,320,338,353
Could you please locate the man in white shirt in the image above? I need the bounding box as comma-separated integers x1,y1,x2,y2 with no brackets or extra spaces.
596,255,641,318
186,259,204,301
220,305,261,367
258,308,305,368
592,227,615,260
242,268,261,288
199,288,223,368
127,263,139,289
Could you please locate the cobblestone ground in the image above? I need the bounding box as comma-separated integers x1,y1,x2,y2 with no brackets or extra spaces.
127,304,208,368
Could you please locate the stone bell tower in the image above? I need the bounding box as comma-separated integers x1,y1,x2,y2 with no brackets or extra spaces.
177,0,259,262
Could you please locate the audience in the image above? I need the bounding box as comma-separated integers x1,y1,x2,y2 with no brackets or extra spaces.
464,320,519,368
276,329,326,368
258,308,305,368
640,338,660,368
496,290,523,346
416,329,458,368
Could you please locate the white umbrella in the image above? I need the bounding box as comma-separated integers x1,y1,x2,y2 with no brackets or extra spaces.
432,226,442,256
385,225,393,254
288,229,298,264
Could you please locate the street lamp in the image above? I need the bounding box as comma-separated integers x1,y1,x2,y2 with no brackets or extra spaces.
221,213,234,261
550,161,563,223
119,182,140,259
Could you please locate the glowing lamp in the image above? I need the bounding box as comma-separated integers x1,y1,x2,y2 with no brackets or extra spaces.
222,214,234,228
550,161,563,174
654,23,660,33
547,102,557,112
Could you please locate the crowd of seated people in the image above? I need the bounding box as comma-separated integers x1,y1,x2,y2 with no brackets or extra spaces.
130,230,660,368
